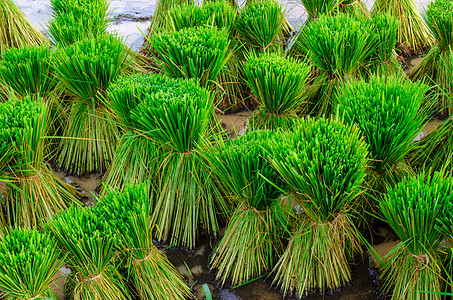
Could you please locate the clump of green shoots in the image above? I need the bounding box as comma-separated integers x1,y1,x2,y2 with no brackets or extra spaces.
0,228,62,300
0,45,56,100
149,26,232,89
243,52,310,130
270,117,368,297
372,0,433,54
379,171,453,299
338,76,429,206
54,34,132,176
47,206,131,300
0,0,48,53
0,96,81,229
131,78,229,248
96,184,193,299
206,130,286,286
410,0,453,116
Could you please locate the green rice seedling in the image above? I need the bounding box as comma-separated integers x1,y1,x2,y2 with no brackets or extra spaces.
409,0,453,116
372,0,433,54
243,52,310,130
367,14,405,78
338,0,369,15
235,0,286,52
206,131,283,285
379,171,452,300
338,76,430,203
0,0,48,53
0,228,63,300
47,206,131,300
95,184,193,299
0,45,56,100
300,0,336,20
149,26,232,89
303,13,376,116
146,0,193,38
131,79,229,249
206,131,286,286
54,34,132,176
100,73,186,195
0,96,82,229
270,117,368,297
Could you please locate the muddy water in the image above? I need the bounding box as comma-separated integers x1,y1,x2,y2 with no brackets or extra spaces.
217,111,252,138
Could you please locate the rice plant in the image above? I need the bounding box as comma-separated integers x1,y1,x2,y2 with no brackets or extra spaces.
235,0,286,52
379,171,452,300
270,117,368,297
95,184,193,299
303,13,376,116
47,206,131,300
409,0,453,116
146,0,193,38
149,26,232,89
206,131,286,286
338,76,430,202
131,79,229,248
0,45,56,100
54,34,132,176
0,96,82,229
0,228,63,300
243,52,310,130
100,73,187,194
301,0,336,20
0,0,48,53
372,0,433,54
48,0,109,46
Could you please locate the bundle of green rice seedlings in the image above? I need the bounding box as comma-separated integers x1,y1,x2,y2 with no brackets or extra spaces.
0,228,62,299
99,73,190,195
168,0,237,34
47,206,131,299
372,0,433,54
131,80,229,249
146,0,193,38
338,76,430,203
379,171,452,299
338,0,369,16
206,130,286,286
150,26,232,89
304,13,376,116
0,0,48,53
0,96,81,228
95,184,193,299
0,45,56,100
270,117,368,297
300,0,336,20
235,0,286,52
367,14,405,78
54,34,132,176
409,0,453,116
243,52,310,130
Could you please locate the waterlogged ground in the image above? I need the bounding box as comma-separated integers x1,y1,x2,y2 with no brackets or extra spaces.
10,0,436,299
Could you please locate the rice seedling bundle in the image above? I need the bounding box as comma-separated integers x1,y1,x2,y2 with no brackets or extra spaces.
0,96,81,229
0,228,63,300
146,0,193,38
47,206,131,300
100,73,186,194
338,76,430,201
206,130,286,285
150,26,232,89
54,34,132,176
367,14,405,78
338,0,368,16
243,52,310,130
0,45,56,100
379,171,453,299
300,0,336,20
303,13,376,116
0,0,48,53
235,0,286,52
372,0,433,54
48,0,109,46
95,184,193,299
270,117,368,297
410,0,453,116
131,79,228,248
